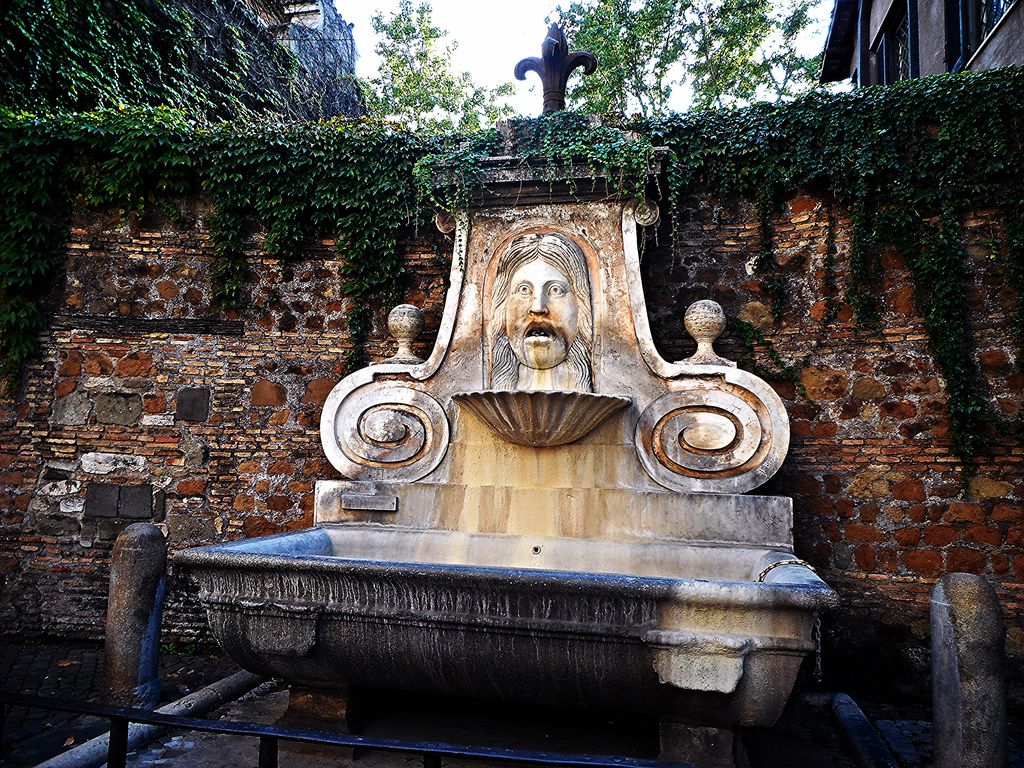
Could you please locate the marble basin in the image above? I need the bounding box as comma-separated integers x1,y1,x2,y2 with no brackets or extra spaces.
452,390,631,446
176,523,837,726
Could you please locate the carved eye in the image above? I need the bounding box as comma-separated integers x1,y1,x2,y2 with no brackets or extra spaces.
547,283,567,297
515,283,532,296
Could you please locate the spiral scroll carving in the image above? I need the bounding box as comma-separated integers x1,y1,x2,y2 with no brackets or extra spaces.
635,382,785,493
328,385,449,481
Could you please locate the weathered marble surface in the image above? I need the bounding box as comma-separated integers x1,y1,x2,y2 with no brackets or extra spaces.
177,524,836,722
320,200,789,496
931,573,1008,768
451,390,630,447
181,152,831,768
314,478,796,550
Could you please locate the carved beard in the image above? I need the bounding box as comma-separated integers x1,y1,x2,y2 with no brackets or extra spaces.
510,320,570,370
491,335,593,392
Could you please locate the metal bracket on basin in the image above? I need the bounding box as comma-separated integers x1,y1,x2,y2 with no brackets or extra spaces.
757,558,815,582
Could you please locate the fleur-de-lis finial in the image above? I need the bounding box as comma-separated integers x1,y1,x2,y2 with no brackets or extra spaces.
514,23,597,114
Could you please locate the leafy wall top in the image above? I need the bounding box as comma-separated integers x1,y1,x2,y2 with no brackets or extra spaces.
1,67,1022,464
1,0,361,120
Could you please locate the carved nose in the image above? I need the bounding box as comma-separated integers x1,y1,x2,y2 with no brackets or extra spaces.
530,293,548,314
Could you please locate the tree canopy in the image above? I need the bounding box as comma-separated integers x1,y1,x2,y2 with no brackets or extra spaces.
555,0,823,116
0,0,345,120
360,0,515,133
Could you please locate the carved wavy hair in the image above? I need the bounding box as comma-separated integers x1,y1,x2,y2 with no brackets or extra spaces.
489,233,594,391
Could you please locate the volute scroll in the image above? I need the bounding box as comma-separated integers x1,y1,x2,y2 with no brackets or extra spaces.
321,380,449,482
635,371,789,494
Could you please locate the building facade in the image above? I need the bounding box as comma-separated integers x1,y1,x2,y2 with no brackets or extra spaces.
820,0,1022,84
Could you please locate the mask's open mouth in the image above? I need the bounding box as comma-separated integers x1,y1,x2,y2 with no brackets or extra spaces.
524,322,555,341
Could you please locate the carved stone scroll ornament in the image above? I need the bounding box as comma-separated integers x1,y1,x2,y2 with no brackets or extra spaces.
322,383,449,482
635,378,788,494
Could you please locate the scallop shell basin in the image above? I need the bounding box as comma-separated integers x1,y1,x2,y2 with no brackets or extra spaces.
452,390,632,447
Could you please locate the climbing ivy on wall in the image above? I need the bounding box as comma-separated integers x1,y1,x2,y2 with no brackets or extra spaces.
641,69,1024,465
197,119,428,367
0,107,428,386
0,0,319,121
414,111,657,212
1,68,1022,468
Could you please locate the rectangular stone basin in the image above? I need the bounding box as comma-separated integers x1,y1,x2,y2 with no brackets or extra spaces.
176,523,838,728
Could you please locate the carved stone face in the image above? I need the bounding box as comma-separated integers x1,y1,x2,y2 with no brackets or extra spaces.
505,258,579,370
490,232,594,392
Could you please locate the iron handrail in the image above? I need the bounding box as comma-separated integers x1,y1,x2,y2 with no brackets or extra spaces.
1,690,696,768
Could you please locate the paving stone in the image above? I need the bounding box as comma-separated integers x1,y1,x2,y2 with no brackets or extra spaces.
153,489,167,522
51,391,92,425
181,439,209,468
0,638,238,766
81,451,147,475
42,465,73,481
36,515,82,535
876,719,928,766
94,392,144,426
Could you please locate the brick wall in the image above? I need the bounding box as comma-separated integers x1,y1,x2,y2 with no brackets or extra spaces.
0,192,1020,707
643,192,1022,705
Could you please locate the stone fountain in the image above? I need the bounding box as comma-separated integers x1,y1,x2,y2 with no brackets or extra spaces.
175,27,837,768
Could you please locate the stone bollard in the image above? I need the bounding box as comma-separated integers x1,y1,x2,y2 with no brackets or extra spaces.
105,523,167,709
930,573,1007,768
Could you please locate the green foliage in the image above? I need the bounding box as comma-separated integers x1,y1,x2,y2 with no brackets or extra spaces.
727,318,805,394
360,0,514,133
0,107,427,388
1,0,325,120
0,114,67,393
555,0,822,116
1006,197,1024,351
190,117,429,370
1,68,1022,471
643,68,1024,466
414,111,656,213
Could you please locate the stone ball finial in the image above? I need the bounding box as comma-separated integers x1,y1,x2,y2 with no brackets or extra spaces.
679,300,735,367
385,304,425,365
685,300,726,343
434,211,457,234
629,198,660,227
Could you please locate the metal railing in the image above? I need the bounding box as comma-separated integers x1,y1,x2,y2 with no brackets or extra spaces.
1,691,695,768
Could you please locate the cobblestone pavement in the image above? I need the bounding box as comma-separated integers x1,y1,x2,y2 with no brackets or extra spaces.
127,684,861,768
0,637,238,767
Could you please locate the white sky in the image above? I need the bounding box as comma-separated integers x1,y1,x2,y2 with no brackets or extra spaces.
339,1,834,117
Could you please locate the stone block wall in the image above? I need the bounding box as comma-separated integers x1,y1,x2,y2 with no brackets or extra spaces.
0,192,1020,708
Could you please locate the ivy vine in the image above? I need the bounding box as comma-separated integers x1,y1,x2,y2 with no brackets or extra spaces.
0,107,427,390
414,111,657,213
1,67,1022,471
642,68,1024,467
1,0,326,121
